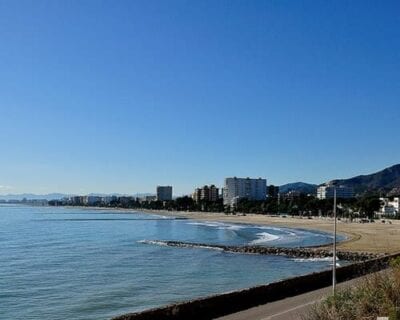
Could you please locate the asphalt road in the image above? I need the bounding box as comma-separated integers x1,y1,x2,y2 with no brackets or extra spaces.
215,276,367,320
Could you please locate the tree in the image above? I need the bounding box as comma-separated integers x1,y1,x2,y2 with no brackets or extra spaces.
175,196,194,211
357,197,381,219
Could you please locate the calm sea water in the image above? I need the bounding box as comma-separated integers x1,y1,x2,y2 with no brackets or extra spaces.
1,205,342,320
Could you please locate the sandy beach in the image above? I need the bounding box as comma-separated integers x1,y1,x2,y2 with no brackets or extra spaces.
66,206,400,254
138,209,400,254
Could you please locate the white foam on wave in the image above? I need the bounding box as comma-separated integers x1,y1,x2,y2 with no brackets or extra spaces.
188,222,337,246
250,225,299,238
192,245,224,251
268,227,336,241
264,226,298,237
293,257,340,264
250,232,280,244
137,239,225,252
187,221,245,231
137,239,169,246
293,257,332,262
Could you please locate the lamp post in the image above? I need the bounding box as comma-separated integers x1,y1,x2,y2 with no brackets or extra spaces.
333,187,337,296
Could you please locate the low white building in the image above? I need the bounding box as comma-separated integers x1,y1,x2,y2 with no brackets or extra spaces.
390,197,400,212
379,197,399,216
145,195,157,202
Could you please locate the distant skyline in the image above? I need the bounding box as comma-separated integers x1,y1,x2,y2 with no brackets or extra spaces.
1,1,399,196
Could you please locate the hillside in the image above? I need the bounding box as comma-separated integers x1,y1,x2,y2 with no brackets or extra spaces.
278,182,318,194
0,193,70,201
330,163,400,194
278,164,400,196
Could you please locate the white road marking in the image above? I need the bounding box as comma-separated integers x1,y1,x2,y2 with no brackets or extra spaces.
261,298,324,320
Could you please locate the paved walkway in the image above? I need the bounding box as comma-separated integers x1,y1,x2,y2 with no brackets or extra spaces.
215,276,366,320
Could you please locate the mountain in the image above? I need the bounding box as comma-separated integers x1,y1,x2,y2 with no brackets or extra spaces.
278,164,400,195
329,163,400,194
0,192,155,201
0,193,70,201
278,182,318,194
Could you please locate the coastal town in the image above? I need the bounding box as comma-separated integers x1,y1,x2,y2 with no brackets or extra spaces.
4,164,398,221
2,1,400,319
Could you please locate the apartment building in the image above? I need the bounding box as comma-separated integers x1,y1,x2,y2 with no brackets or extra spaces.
223,177,267,207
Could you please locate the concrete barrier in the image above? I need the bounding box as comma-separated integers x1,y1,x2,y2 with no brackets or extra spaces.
112,252,400,320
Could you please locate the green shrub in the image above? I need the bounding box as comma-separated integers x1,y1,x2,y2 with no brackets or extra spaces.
304,263,400,320
390,257,400,268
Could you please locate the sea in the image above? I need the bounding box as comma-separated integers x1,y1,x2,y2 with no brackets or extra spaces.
0,205,343,320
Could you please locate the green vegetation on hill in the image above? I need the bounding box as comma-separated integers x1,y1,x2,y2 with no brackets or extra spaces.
278,182,318,194
330,163,400,195
281,164,400,196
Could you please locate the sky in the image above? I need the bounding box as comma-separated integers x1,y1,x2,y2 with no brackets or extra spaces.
0,0,399,196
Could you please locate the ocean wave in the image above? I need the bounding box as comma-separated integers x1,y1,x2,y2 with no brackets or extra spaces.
250,232,280,244
187,245,224,251
293,257,332,262
137,240,224,251
188,222,338,246
258,226,298,237
187,221,245,231
137,240,170,246
293,257,340,264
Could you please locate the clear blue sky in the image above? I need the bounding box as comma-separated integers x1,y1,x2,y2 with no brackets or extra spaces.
0,0,399,196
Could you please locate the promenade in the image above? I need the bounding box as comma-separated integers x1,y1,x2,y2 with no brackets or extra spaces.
216,274,368,320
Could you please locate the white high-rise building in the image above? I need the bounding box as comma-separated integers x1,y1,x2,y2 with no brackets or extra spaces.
223,177,267,207
156,186,173,201
82,195,102,206
317,184,354,199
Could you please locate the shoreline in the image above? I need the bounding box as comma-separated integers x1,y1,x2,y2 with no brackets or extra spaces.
57,205,400,254
140,209,357,250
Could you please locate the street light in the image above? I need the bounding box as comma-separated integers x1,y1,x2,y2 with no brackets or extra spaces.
333,187,337,296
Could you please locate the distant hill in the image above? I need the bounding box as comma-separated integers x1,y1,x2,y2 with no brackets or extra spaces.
4,164,399,201
329,163,400,194
0,192,155,201
0,193,70,201
278,164,400,196
278,182,318,194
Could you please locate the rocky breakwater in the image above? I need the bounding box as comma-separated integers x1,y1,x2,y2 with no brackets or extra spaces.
140,240,381,261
